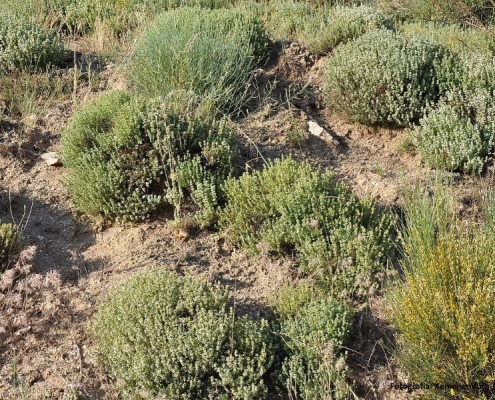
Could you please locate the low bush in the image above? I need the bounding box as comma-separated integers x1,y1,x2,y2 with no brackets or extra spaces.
128,7,270,115
0,221,21,273
323,29,451,126
299,4,392,53
279,297,352,400
389,184,495,398
260,2,389,54
89,269,274,399
413,103,491,174
219,158,394,299
61,91,237,225
400,21,495,56
413,53,495,174
0,14,65,72
270,282,323,319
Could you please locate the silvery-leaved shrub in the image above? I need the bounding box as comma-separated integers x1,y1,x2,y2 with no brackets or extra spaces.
128,7,270,115
219,157,394,300
324,29,451,126
61,91,237,225
89,269,274,399
400,21,495,57
0,14,65,72
0,221,21,273
279,297,352,400
300,4,393,53
413,103,492,174
413,53,495,174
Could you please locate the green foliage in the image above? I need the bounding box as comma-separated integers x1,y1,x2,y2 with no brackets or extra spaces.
279,297,352,400
270,282,323,319
379,0,495,38
400,21,495,56
301,4,392,53
413,103,492,174
413,53,495,174
89,269,274,399
0,221,21,273
0,14,65,72
323,29,452,126
128,7,270,115
61,91,237,225
219,158,394,299
260,2,389,54
389,184,495,398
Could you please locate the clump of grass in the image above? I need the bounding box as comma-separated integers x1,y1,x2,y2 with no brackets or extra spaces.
388,183,495,398
0,221,21,273
219,157,394,300
89,269,274,399
128,7,270,115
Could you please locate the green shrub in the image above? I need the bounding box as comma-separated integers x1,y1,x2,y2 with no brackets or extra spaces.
323,29,451,126
128,7,270,115
61,91,237,225
389,185,495,399
89,269,274,399
0,221,21,273
0,14,65,72
413,53,495,174
413,103,491,174
260,2,389,54
400,21,495,56
219,158,394,299
279,297,352,400
299,5,392,53
270,282,323,319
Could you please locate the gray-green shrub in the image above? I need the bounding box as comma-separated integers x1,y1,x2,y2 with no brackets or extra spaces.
0,221,21,273
260,2,390,54
323,29,452,126
0,14,65,72
128,7,270,115
413,53,495,174
300,5,392,53
413,103,492,174
400,21,495,56
61,91,237,225
219,158,394,299
89,269,274,399
279,297,352,400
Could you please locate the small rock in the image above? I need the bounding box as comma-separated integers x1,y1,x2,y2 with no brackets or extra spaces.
307,120,340,149
40,152,62,166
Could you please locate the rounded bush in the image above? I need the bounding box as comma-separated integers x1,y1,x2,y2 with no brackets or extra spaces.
219,157,394,299
413,103,490,174
0,14,65,72
61,91,237,224
89,270,274,399
323,29,450,126
128,7,270,114
413,53,495,174
279,298,352,400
